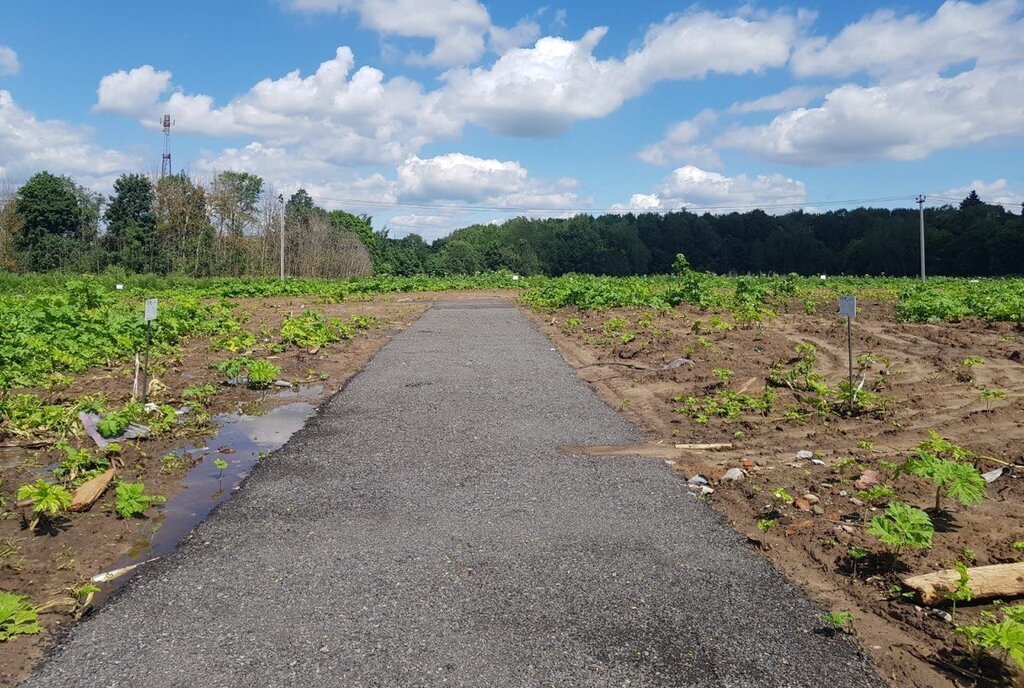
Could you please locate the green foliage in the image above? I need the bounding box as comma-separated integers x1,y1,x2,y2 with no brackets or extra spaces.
956,606,1024,672
114,482,166,519
963,357,985,367
245,360,280,388
712,367,734,384
867,502,934,553
820,611,854,633
980,388,1007,410
756,518,776,532
772,487,794,504
280,310,352,348
946,561,973,622
52,442,109,484
97,413,130,439
16,480,73,531
213,458,228,476
856,485,897,505
674,387,774,424
181,384,217,405
0,591,42,641
902,446,986,512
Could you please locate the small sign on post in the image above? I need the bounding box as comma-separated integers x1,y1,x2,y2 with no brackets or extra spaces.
141,299,158,403
839,295,856,404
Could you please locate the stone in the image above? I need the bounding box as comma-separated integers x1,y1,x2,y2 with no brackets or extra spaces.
797,450,814,460
812,505,825,515
794,498,812,511
850,497,866,507
802,493,820,504
854,469,882,490
721,468,745,482
687,474,710,486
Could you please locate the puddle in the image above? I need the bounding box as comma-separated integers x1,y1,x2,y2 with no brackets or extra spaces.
92,399,315,603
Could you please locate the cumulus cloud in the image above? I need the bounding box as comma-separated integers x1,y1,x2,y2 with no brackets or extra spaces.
637,110,722,168
791,0,1024,78
0,90,138,187
717,65,1024,165
0,46,19,76
283,0,492,66
935,179,1023,211
96,65,173,118
442,9,799,136
613,165,806,214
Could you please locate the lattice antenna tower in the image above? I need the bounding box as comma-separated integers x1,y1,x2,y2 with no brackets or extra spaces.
160,115,174,177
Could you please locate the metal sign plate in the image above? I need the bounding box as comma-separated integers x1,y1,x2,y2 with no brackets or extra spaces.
144,298,158,322
839,295,857,318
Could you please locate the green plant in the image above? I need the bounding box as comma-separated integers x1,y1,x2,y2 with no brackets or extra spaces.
980,388,1007,411
280,310,351,348
847,546,869,577
856,440,875,451
956,605,1024,672
96,411,131,438
52,442,109,484
756,519,776,532
772,487,794,505
902,451,986,511
963,357,985,367
0,591,42,641
945,561,973,622
181,383,218,405
712,368,734,384
1013,541,1024,551
820,611,854,634
856,485,897,505
114,482,166,519
867,502,934,554
245,360,280,389
16,480,73,531
213,458,228,477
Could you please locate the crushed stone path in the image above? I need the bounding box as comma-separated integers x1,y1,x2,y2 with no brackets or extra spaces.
26,299,883,687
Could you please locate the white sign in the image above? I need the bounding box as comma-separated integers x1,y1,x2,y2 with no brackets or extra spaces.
144,298,158,322
839,295,857,318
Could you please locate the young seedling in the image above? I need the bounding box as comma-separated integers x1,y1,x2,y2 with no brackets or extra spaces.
114,482,166,519
847,546,869,577
902,451,986,512
1013,541,1024,551
955,605,1024,673
16,480,73,531
980,388,1006,411
945,561,973,623
771,487,794,506
756,519,776,532
213,458,229,478
712,368,734,385
820,611,855,635
0,591,42,640
867,502,934,558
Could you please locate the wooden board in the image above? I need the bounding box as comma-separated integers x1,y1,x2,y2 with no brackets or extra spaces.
904,562,1024,605
69,469,116,512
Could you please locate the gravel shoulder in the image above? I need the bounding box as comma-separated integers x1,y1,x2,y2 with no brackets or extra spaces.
23,298,882,687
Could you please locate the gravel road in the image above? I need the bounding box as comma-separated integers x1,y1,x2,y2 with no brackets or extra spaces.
24,300,883,687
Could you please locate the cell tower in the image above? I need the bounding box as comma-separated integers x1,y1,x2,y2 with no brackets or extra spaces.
160,114,174,177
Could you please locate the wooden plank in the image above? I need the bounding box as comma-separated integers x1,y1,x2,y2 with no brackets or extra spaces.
904,562,1024,605
69,469,116,512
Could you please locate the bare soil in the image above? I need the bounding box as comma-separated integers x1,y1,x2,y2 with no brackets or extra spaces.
529,301,1024,688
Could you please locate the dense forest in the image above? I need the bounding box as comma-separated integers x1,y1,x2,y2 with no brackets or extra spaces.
1,171,1022,278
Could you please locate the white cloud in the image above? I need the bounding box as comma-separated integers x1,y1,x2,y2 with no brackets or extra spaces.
96,65,173,117
96,49,459,166
791,0,1024,78
487,18,541,54
442,9,799,136
717,65,1024,165
728,86,825,114
0,46,19,76
935,179,1023,211
608,193,665,214
0,90,138,188
637,109,722,168
284,0,492,66
614,165,806,213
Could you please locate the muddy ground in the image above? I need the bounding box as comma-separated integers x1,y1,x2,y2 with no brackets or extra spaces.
529,301,1024,687
1,291,516,685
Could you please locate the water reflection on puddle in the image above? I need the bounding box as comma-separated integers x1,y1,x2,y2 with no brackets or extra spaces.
94,395,317,600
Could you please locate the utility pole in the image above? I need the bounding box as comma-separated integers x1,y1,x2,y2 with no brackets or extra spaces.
916,195,927,282
278,194,285,280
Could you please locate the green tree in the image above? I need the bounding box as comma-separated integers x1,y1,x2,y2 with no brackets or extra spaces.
210,171,263,237
14,172,101,271
105,173,160,273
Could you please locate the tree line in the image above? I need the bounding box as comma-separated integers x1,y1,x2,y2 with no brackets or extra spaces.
1,171,1021,278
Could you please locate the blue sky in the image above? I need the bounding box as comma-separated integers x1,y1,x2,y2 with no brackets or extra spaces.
1,0,1022,239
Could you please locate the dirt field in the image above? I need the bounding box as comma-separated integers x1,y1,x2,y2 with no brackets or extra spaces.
529,301,1024,687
